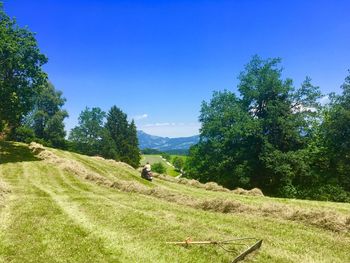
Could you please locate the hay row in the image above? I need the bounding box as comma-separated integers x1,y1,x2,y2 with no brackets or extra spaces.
154,173,264,197
29,142,350,233
195,198,350,233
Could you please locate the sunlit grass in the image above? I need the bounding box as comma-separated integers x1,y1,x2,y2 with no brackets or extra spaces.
0,142,349,262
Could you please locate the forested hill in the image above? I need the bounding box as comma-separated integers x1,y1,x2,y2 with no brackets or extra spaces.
137,130,199,151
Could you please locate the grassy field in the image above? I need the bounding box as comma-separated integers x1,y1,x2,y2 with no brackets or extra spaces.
141,154,180,176
1,141,350,263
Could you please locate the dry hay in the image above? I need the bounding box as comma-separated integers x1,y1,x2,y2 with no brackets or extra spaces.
28,142,191,205
155,173,263,196
28,142,46,154
232,187,264,196
176,178,231,192
204,182,230,192
28,142,349,233
29,142,112,186
196,198,248,213
178,178,203,188
196,198,349,233
346,217,350,225
286,209,350,232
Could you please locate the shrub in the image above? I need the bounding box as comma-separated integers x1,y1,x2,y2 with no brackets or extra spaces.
173,157,184,170
152,162,166,174
13,126,35,143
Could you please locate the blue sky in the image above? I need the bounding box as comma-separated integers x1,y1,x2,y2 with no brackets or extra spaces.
4,0,350,137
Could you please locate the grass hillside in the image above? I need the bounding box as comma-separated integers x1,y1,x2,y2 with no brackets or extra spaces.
1,141,349,263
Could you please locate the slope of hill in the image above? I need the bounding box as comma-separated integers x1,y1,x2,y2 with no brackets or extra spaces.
137,130,199,151
0,141,349,263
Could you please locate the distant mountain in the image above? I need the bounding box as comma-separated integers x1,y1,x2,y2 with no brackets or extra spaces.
137,130,199,151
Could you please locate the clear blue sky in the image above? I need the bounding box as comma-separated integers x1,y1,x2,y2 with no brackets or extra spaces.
4,0,350,137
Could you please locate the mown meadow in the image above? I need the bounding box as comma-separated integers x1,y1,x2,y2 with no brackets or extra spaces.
0,141,349,263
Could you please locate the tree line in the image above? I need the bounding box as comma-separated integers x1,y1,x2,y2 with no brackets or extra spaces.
185,56,350,202
69,106,140,168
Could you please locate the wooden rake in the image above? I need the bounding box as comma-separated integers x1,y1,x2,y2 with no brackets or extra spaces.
166,237,263,263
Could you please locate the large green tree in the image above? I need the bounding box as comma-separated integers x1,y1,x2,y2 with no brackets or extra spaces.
125,120,141,168
0,4,47,133
24,82,68,148
102,106,140,167
319,72,350,193
186,56,322,197
69,107,106,155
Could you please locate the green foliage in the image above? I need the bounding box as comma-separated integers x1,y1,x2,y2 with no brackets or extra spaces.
99,128,118,159
317,71,350,193
163,149,189,155
124,120,141,168
23,82,68,148
12,125,35,143
152,162,166,174
141,148,162,154
43,110,68,148
69,107,106,155
102,106,140,168
162,153,171,162
68,106,140,168
172,156,184,170
186,56,324,197
0,4,47,133
10,82,68,148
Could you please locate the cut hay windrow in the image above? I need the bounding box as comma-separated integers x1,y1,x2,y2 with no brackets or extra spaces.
154,173,263,196
232,187,264,197
29,142,350,233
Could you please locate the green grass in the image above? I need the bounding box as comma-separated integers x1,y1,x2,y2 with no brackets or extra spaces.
170,154,188,162
141,154,180,176
1,141,349,263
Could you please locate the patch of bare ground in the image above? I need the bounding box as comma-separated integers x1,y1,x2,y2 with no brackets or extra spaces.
29,142,350,233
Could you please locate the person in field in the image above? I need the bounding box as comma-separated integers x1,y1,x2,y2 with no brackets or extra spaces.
141,162,153,181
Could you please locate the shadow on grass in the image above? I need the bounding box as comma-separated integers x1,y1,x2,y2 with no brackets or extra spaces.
0,141,40,164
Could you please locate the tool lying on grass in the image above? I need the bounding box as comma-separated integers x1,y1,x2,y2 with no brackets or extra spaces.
166,237,262,263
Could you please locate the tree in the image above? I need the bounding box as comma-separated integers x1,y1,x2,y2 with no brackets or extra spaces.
24,82,68,148
69,107,106,155
105,106,129,160
186,56,322,197
102,106,140,167
319,71,350,194
173,156,184,171
0,4,47,134
99,128,118,159
124,120,141,168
